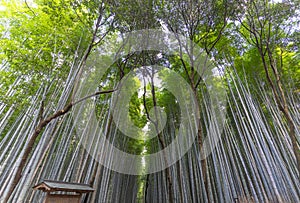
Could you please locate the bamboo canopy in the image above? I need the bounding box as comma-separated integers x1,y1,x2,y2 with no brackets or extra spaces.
0,1,299,203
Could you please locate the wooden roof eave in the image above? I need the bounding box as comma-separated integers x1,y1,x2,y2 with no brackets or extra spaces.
32,183,51,192
32,180,94,193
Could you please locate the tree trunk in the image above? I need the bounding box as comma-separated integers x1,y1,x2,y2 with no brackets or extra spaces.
3,103,73,202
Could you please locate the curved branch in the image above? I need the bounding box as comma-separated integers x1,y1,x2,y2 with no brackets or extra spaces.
3,88,115,202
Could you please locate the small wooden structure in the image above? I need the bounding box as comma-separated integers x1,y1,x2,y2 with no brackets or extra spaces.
33,180,94,203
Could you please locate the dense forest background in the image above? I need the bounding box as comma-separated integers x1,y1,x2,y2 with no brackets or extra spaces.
0,0,299,202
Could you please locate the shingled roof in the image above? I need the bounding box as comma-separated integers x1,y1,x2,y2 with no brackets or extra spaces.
32,180,94,193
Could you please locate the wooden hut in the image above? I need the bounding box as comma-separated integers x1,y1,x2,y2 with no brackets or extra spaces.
33,180,94,203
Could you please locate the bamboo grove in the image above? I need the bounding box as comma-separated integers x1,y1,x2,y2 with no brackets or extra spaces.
0,0,299,202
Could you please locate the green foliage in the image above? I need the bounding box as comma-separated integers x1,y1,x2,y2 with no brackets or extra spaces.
0,0,92,108
129,91,147,128
108,0,159,31
1,0,300,202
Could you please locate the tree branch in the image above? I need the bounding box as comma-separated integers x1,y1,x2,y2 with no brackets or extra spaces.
4,88,115,202
25,0,36,16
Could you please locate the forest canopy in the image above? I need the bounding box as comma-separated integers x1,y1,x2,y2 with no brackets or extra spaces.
0,0,299,202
